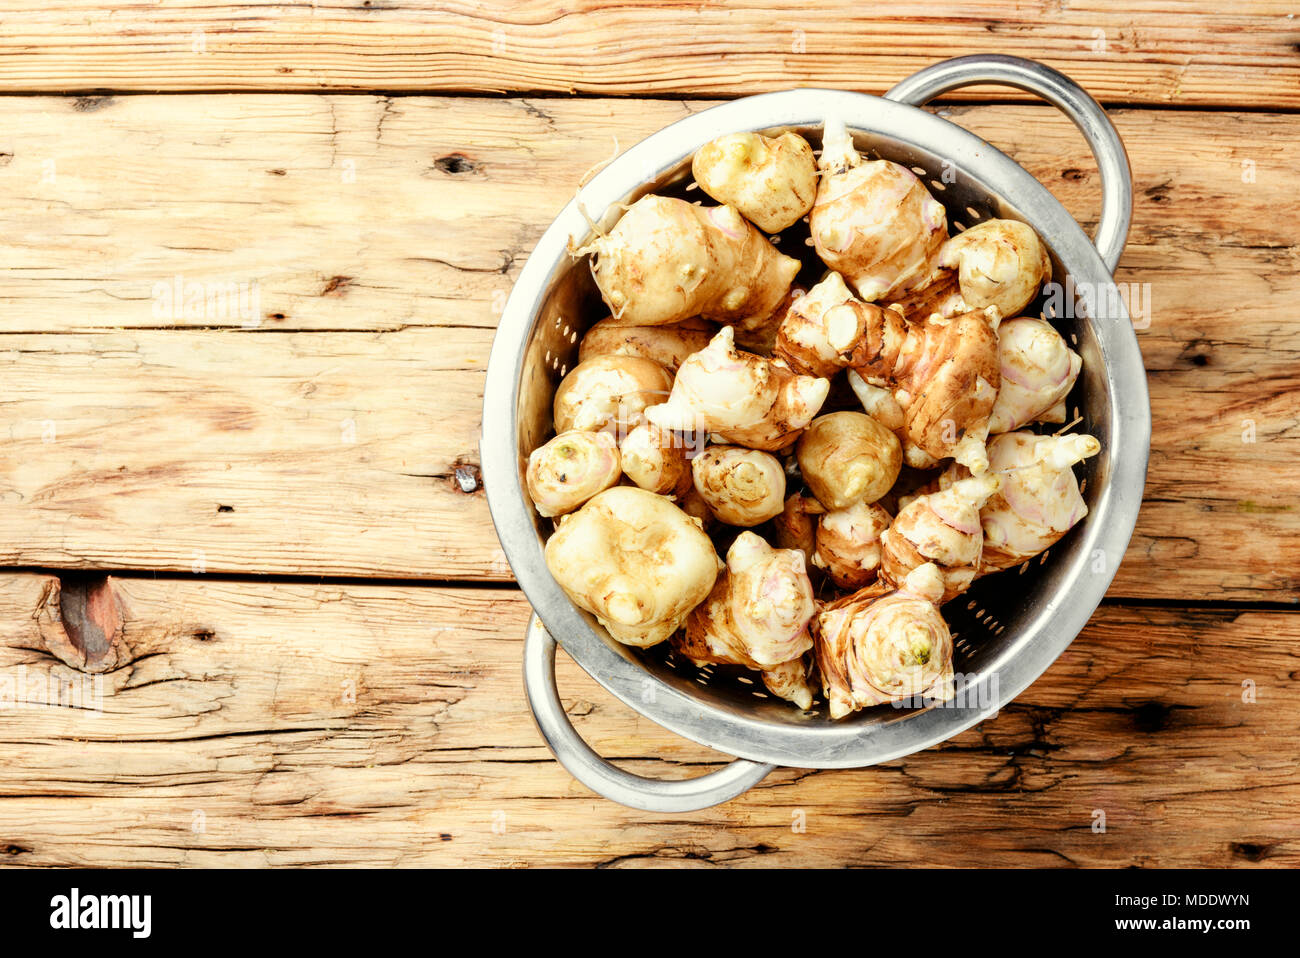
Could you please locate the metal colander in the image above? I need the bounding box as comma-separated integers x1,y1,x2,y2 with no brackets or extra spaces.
482,55,1149,811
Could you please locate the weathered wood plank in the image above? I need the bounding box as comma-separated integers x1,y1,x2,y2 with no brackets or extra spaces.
1,96,1297,598
0,3,1297,107
0,575,1294,867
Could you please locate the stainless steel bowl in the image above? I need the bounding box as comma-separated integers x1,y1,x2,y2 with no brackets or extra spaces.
482,55,1150,811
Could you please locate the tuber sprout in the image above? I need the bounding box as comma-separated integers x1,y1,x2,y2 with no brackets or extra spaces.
619,420,691,495
581,195,801,327
979,431,1101,573
796,411,902,510
815,563,955,718
880,473,1001,603
691,445,787,527
813,499,892,590
526,429,622,518
553,354,674,435
679,532,815,669
578,316,717,373
988,316,1082,434
691,131,818,233
544,486,720,648
809,117,949,302
760,655,818,710
938,218,1052,319
646,325,830,451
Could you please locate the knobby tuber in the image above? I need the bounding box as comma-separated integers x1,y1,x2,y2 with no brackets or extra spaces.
553,354,674,434
796,411,902,510
988,316,1082,433
619,420,691,495
938,218,1052,319
526,429,622,518
773,491,824,558
774,272,905,379
579,316,718,373
545,487,720,648
691,445,786,527
691,131,819,233
814,499,892,590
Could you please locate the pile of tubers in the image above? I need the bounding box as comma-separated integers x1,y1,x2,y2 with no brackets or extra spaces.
527,121,1100,720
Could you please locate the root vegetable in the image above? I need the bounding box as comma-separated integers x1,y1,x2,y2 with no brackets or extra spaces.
809,117,949,302
796,411,902,510
846,371,940,470
773,492,825,558
578,316,718,373
619,420,691,495
646,325,829,451
691,445,786,527
883,268,968,323
847,306,1002,473
552,354,674,434
938,219,1052,319
979,431,1101,573
880,473,1001,603
813,499,892,590
691,131,818,233
988,316,1082,433
580,195,801,327
545,486,720,648
815,563,955,718
675,484,718,530
679,532,815,669
526,429,622,518
761,655,818,710
773,272,904,378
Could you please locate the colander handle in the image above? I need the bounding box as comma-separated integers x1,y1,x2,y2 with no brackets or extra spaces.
522,615,775,812
885,54,1132,273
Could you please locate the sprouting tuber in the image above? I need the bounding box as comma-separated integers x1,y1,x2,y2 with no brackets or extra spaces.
526,429,622,518
815,563,955,718
545,486,720,648
619,420,691,495
581,195,801,327
691,131,819,233
813,499,892,590
691,445,786,527
646,325,829,451
979,431,1101,573
988,316,1082,433
553,354,674,434
938,219,1052,319
579,316,718,373
880,473,1001,603
678,532,816,671
796,411,902,510
809,117,948,302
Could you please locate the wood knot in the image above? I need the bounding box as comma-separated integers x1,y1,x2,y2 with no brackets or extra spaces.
34,574,132,673
433,153,479,175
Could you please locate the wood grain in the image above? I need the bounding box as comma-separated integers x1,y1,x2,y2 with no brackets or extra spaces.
1,95,1297,599
0,574,1292,867
0,3,1297,106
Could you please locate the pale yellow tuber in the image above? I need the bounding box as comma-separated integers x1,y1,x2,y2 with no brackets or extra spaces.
815,563,955,719
796,411,902,510
582,195,801,327
760,655,818,710
678,532,815,670
988,316,1082,433
544,487,720,648
773,272,906,378
846,371,939,469
809,117,949,302
691,445,786,527
813,499,892,590
880,473,1001,603
553,354,674,435
619,420,691,495
883,268,968,323
526,429,622,518
691,131,818,233
979,431,1101,573
646,325,830,451
773,491,825,559
578,316,717,373
938,219,1052,319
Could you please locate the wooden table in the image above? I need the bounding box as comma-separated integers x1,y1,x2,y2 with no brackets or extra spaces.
1,3,1297,868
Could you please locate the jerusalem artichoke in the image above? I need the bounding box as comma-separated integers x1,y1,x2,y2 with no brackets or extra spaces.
544,487,720,648
619,420,691,496
938,219,1052,319
526,429,622,519
773,491,825,558
796,411,902,510
691,445,786,527
691,131,818,233
646,325,830,451
582,195,800,327
553,354,674,435
988,316,1082,433
813,499,892,590
815,563,955,718
760,655,818,710
773,272,906,379
578,316,717,373
809,117,949,302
